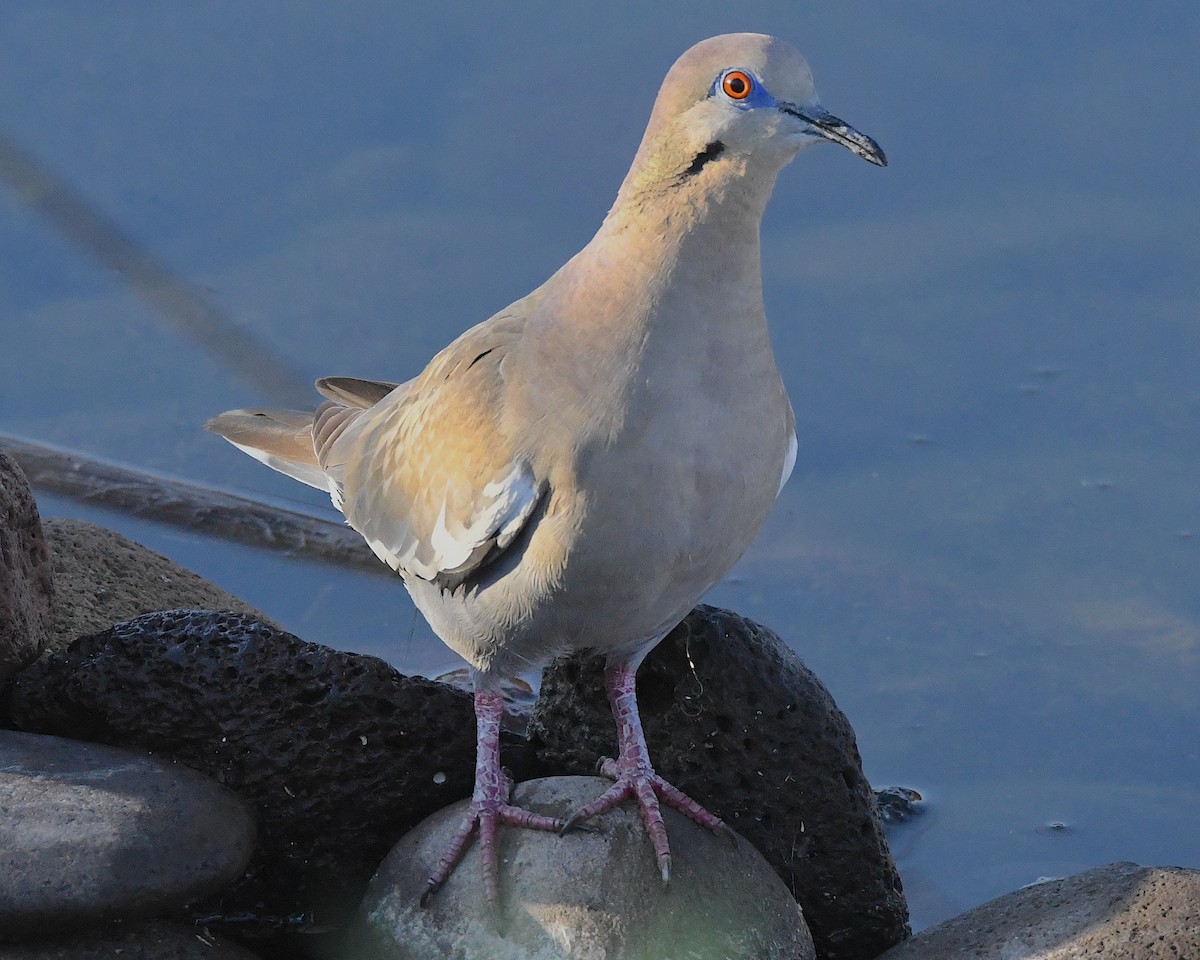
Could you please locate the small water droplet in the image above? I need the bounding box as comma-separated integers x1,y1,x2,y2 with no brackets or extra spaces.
433,771,447,785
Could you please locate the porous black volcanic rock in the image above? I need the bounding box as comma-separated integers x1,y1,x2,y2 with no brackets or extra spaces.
529,604,909,960
0,451,54,686
6,609,480,939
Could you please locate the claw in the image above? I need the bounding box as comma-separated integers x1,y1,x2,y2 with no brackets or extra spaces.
715,820,740,848
559,813,602,836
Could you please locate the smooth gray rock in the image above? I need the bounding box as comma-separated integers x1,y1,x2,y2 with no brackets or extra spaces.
878,862,1200,959
6,609,486,939
0,920,262,959
352,775,814,960
0,731,254,940
40,519,275,654
0,451,54,685
530,604,909,960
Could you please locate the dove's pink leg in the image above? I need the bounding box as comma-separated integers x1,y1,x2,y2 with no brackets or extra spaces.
562,660,730,881
422,687,565,908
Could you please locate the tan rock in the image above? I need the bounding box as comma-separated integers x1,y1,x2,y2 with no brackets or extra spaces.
42,518,273,651
878,862,1200,959
0,452,54,684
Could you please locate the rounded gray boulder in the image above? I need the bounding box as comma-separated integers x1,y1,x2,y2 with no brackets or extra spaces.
352,775,814,960
0,731,255,940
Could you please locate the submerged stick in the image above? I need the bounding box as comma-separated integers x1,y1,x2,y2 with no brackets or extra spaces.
2,434,385,576
0,131,311,408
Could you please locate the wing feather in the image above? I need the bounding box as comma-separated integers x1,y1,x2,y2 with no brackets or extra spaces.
326,314,543,585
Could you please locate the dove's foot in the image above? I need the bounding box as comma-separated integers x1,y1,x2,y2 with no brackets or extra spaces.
560,661,731,882
421,687,565,908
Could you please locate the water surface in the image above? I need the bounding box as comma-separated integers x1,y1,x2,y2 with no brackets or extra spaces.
2,2,1197,929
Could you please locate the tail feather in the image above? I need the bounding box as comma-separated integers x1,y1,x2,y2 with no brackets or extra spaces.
205,408,328,491
315,376,399,408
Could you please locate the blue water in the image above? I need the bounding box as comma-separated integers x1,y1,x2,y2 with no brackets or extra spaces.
2,3,1197,931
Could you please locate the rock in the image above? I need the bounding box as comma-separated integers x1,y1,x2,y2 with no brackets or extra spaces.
0,920,263,959
352,775,814,960
0,730,255,941
40,519,274,654
6,609,485,941
530,604,909,960
0,451,54,685
877,862,1200,959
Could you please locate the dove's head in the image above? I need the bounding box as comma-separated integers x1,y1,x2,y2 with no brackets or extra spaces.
618,33,885,203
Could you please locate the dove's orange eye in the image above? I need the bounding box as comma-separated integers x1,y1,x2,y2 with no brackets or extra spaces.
721,70,754,100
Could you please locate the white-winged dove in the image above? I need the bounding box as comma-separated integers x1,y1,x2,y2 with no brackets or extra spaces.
208,32,885,908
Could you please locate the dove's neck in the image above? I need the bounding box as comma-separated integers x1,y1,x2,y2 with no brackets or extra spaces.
523,156,787,433
561,155,785,337
516,153,791,453
606,153,778,256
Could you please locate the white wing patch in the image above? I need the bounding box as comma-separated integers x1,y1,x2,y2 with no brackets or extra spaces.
359,461,543,583
434,461,541,573
326,478,345,512
777,430,798,496
484,466,542,548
